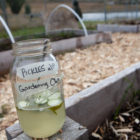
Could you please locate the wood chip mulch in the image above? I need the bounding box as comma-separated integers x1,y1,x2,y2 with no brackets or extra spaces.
58,33,140,97
0,33,140,140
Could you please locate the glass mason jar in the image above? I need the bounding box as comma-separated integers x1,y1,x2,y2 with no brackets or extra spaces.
10,39,66,138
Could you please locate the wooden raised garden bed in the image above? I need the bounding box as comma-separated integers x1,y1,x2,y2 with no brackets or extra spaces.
0,33,140,140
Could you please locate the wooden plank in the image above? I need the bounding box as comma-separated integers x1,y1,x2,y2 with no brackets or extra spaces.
0,50,13,75
46,29,98,37
66,62,140,133
97,24,140,33
52,32,112,54
6,117,88,140
0,32,112,76
0,29,98,49
6,123,23,140
12,133,31,140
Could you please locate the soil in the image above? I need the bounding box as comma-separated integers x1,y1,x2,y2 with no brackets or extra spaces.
90,95,140,140
0,33,140,140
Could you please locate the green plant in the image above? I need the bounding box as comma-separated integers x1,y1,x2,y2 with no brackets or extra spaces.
0,26,45,39
6,0,25,14
113,80,133,120
113,78,140,119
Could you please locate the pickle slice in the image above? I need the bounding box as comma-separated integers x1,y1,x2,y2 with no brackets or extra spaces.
48,99,62,107
45,90,52,97
35,97,48,105
34,91,48,105
18,101,29,109
48,92,61,100
49,102,63,114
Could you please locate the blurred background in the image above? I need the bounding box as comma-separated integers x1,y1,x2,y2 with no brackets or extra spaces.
0,1,140,140
1,0,140,41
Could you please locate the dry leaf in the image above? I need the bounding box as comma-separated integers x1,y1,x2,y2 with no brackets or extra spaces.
119,115,125,122
134,118,140,124
116,128,133,133
92,132,103,139
121,112,130,117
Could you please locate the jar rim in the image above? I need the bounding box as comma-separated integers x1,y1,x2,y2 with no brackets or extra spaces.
13,38,50,47
12,38,51,56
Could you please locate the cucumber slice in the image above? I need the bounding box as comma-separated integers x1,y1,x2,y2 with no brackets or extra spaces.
48,99,62,107
18,101,29,109
35,97,48,105
48,92,61,100
34,91,48,104
45,90,52,97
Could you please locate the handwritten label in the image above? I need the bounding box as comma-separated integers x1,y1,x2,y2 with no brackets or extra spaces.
15,77,61,95
17,61,58,80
